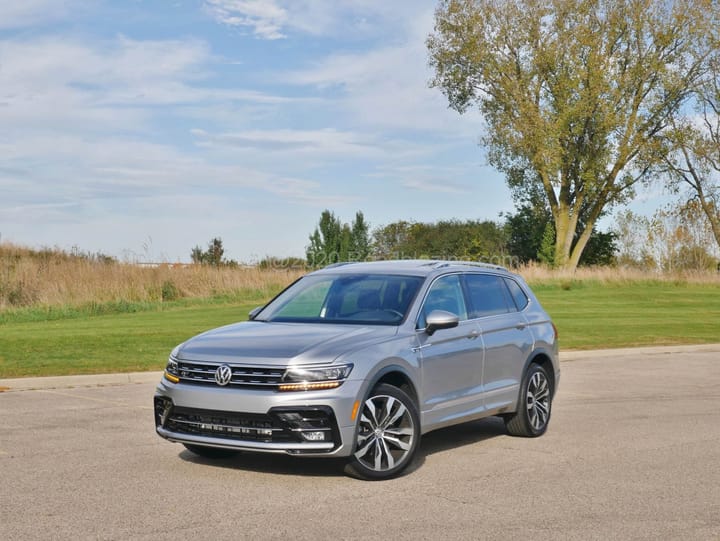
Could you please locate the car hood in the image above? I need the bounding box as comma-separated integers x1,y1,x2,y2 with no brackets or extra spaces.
176,321,398,366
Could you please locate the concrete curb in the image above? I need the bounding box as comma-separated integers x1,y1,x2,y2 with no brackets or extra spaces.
0,371,163,393
560,343,720,361
1,343,719,393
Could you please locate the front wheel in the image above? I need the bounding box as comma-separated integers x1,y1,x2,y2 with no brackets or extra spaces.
345,384,420,480
505,363,552,437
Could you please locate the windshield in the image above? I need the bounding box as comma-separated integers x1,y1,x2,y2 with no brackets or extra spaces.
255,273,424,325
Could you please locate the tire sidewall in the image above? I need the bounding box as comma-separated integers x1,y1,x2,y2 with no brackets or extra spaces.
523,364,551,436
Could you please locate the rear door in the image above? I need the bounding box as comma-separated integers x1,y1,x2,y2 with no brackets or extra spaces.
462,273,534,411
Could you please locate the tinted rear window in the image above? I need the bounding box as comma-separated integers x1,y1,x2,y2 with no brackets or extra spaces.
464,274,511,318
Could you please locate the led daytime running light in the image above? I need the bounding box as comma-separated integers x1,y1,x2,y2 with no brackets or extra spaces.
278,381,341,392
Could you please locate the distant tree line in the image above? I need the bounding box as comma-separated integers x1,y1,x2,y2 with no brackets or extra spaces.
192,198,719,271
304,207,617,269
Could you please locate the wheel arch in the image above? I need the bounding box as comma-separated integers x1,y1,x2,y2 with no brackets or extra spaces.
366,364,419,405
525,351,556,398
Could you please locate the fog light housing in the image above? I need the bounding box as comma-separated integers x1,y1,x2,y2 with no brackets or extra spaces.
272,408,337,447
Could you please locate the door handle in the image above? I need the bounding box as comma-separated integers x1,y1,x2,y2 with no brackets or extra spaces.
515,323,527,330
467,330,480,339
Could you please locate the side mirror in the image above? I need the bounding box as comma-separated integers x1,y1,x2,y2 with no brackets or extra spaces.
425,310,459,336
248,306,263,320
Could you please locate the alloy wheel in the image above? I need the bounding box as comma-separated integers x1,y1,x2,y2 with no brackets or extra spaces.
526,371,550,431
354,394,415,472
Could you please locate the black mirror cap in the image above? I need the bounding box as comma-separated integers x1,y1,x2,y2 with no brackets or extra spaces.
425,310,460,336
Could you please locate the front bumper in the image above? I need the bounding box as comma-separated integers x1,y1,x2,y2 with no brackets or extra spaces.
156,427,337,453
154,378,362,457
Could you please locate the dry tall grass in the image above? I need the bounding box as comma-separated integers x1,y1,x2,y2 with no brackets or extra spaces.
2,242,719,311
517,261,720,284
0,243,304,310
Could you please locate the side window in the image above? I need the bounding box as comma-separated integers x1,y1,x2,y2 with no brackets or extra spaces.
504,278,529,311
418,275,468,329
464,274,511,318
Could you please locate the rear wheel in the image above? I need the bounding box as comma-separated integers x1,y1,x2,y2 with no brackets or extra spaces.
505,363,552,437
345,384,420,480
183,444,239,459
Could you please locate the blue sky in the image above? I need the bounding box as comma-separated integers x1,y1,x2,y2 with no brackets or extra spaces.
0,0,664,262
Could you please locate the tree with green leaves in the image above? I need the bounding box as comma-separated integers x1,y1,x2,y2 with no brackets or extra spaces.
349,211,371,261
372,219,509,262
428,0,718,270
664,54,720,251
504,200,617,266
306,210,371,267
190,237,226,267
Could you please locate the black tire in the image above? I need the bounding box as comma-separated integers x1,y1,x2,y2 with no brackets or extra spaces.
183,444,239,459
505,363,552,437
345,384,421,481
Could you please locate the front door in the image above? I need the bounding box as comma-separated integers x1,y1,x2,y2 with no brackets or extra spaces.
416,274,484,427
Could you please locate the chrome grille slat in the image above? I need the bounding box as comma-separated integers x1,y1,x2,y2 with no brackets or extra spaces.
171,418,283,433
228,380,278,387
176,360,285,389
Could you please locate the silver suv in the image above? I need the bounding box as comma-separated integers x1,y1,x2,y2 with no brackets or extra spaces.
154,260,559,480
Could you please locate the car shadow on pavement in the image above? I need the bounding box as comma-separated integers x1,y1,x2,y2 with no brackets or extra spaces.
178,448,348,477
403,416,507,476
177,416,508,479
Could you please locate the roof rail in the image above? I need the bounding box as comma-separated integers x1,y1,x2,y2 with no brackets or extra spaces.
322,262,355,269
434,261,508,272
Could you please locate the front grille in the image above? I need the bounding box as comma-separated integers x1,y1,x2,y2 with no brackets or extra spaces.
175,359,285,389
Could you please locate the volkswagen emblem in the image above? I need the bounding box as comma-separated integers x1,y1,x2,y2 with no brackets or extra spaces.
214,364,232,386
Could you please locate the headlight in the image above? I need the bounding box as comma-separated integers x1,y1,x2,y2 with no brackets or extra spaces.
164,356,180,383
279,364,353,392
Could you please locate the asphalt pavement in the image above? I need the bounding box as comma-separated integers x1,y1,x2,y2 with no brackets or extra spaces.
1,345,719,540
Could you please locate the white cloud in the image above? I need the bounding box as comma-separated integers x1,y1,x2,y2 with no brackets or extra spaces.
0,37,205,133
204,1,483,137
0,0,81,29
1,2,499,261
0,35,304,135
205,0,288,39
279,8,483,135
400,178,468,194
0,134,349,209
204,0,429,40
192,128,384,156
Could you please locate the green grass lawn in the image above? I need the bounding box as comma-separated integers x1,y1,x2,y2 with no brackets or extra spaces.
0,301,259,378
0,282,718,378
534,281,720,349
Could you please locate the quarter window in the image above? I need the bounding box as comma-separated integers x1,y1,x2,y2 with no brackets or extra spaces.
464,274,511,318
504,278,529,311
